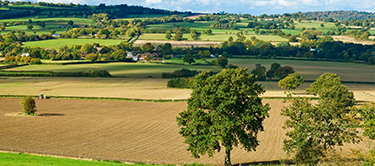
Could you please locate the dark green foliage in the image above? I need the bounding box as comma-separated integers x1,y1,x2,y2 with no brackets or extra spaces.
167,77,193,88
161,69,200,78
266,62,281,79
217,55,228,68
161,43,172,55
183,54,195,65
20,96,36,114
274,66,295,79
251,64,266,81
368,56,375,65
176,68,270,166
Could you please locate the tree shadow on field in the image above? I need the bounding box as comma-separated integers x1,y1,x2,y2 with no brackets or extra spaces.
355,100,371,106
38,113,64,116
234,160,294,166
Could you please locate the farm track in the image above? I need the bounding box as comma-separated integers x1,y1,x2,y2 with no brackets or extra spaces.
1,98,373,165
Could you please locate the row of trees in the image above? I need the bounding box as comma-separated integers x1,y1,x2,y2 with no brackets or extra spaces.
177,69,375,165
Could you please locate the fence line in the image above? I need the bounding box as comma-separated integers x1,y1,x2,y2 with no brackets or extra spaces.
0,147,218,165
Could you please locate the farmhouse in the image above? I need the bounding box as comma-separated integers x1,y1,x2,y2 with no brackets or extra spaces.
126,52,141,61
21,52,29,57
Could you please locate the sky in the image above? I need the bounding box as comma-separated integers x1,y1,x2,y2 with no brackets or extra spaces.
31,0,375,15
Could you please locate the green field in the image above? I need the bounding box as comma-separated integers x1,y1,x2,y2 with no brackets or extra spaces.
23,39,127,49
5,62,222,77
0,152,162,166
3,25,43,31
139,33,287,42
146,21,213,30
228,58,375,82
0,17,93,24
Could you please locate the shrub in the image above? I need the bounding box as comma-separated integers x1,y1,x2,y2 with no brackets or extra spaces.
30,58,41,64
167,77,194,88
20,96,37,115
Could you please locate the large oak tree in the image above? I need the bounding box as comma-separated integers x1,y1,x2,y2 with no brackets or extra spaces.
176,68,270,166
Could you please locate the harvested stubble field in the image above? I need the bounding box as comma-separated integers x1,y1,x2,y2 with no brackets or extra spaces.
0,77,191,100
1,98,374,165
0,77,374,102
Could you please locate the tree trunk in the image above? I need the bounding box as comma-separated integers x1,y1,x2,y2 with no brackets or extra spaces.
225,147,231,166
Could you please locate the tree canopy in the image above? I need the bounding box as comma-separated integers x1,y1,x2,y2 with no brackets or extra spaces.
278,72,304,91
176,68,270,166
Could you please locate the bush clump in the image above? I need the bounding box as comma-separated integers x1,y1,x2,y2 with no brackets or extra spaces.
167,77,194,88
20,96,37,115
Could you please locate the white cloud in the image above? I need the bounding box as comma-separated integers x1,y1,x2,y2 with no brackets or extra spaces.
195,0,211,6
146,0,162,4
278,0,298,7
253,0,276,6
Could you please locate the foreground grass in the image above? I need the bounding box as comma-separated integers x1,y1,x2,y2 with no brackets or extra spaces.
0,152,160,166
23,39,127,49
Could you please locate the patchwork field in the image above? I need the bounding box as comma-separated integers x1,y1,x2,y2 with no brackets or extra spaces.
1,98,374,165
5,62,222,78
22,39,127,49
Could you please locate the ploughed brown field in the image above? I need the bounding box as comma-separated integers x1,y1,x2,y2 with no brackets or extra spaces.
0,98,373,165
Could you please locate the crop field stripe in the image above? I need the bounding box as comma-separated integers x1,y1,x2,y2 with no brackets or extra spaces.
0,95,187,103
0,95,318,101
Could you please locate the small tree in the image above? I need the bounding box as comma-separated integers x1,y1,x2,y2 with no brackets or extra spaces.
27,24,33,30
20,96,37,115
278,72,304,91
183,54,195,65
177,68,270,166
165,32,172,40
217,56,228,68
85,53,98,62
251,64,266,81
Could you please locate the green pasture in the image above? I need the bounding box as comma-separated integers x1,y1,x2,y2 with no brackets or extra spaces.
5,62,222,78
146,21,213,30
41,60,90,63
3,25,42,31
165,58,210,65
292,21,336,31
126,14,188,18
0,17,93,24
228,58,375,82
138,33,287,42
0,152,160,166
23,39,126,49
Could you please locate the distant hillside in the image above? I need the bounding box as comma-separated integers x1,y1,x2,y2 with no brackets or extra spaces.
0,1,192,19
301,11,375,21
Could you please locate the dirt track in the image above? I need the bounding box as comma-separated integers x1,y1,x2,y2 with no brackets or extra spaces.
0,98,373,165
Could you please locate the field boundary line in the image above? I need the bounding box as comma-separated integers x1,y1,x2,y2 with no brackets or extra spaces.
0,147,217,165
0,95,188,102
0,94,319,101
